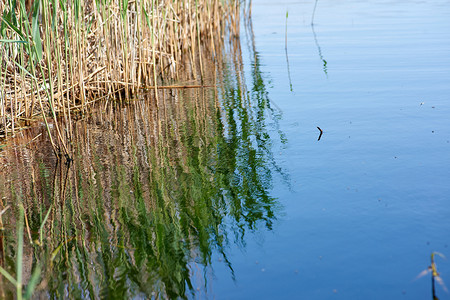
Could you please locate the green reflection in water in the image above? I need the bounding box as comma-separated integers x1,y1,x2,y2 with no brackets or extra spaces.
0,41,287,299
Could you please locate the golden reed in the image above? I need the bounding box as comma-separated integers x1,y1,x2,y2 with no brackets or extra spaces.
0,0,241,153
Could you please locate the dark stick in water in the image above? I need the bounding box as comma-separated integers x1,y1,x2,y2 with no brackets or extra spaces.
317,126,323,141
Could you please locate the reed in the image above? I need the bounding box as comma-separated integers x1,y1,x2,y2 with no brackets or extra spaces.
0,0,240,151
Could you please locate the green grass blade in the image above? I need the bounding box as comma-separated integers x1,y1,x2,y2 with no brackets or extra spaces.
23,265,41,300
122,0,129,17
12,60,38,80
39,205,52,245
0,15,26,40
0,39,28,43
31,0,43,61
0,266,18,286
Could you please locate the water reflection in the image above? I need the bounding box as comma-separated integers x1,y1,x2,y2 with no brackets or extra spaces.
0,35,287,298
312,24,328,77
311,0,328,77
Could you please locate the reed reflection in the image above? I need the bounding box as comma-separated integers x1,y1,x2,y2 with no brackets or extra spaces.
0,36,288,299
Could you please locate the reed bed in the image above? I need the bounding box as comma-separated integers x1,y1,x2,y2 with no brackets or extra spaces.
0,0,240,155
0,22,289,296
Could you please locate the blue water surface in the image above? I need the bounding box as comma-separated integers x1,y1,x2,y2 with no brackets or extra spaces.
210,0,450,298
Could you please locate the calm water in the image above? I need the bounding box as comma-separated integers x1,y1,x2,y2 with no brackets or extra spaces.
212,0,450,299
1,0,450,299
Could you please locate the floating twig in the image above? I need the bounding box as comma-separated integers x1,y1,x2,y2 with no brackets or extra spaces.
317,126,323,141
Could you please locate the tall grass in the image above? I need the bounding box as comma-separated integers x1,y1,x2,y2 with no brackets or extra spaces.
0,0,240,152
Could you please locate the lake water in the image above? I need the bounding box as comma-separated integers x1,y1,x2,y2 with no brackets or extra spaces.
1,0,450,299
211,0,450,299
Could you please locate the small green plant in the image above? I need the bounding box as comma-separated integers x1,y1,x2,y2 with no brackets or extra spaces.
416,252,448,300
